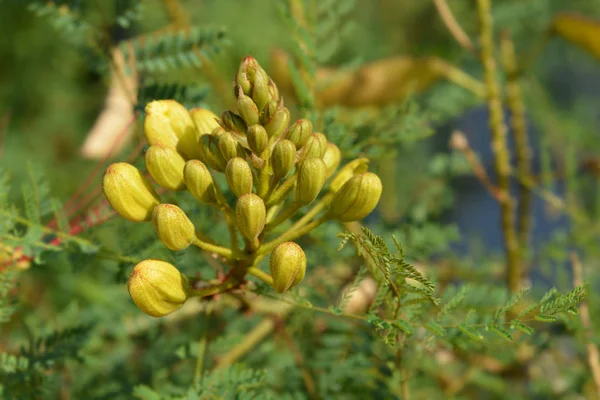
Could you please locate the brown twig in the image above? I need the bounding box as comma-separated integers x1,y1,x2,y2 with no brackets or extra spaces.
570,253,600,396
433,0,476,54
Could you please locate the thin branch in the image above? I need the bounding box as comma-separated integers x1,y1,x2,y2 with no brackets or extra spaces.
433,0,476,53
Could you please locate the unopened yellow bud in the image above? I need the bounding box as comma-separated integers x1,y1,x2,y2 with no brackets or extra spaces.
103,163,160,222
286,119,312,149
127,259,189,317
329,158,369,193
183,160,217,205
236,56,267,96
271,139,296,179
269,242,306,293
296,158,326,205
199,134,227,172
210,126,227,139
226,157,253,198
322,143,342,178
299,133,327,161
328,172,382,222
267,77,279,103
145,145,186,191
236,88,260,126
236,194,266,241
264,101,290,138
152,204,196,251
144,100,201,160
190,108,220,136
221,111,247,136
251,70,270,112
218,132,246,162
247,125,268,154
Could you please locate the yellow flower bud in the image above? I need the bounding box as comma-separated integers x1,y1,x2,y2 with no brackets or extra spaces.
328,172,383,222
251,70,270,112
226,157,253,198
296,158,326,205
267,77,279,103
329,158,369,193
103,163,160,222
286,119,312,149
261,100,278,125
218,132,246,162
210,126,227,139
145,145,186,191
299,133,327,161
152,204,196,251
221,111,247,136
236,194,266,240
269,242,306,293
127,259,189,317
247,125,268,155
236,88,260,126
264,101,290,138
322,143,342,178
184,160,217,205
190,108,220,135
199,134,227,172
236,56,267,96
144,100,201,160
271,139,297,179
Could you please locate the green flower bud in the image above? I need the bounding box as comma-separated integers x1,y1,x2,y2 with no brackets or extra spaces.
296,158,326,205
247,125,268,155
264,101,290,138
189,108,220,135
271,139,297,179
152,204,196,251
199,134,227,172
144,100,201,160
286,119,313,149
218,132,246,162
210,126,227,139
298,133,327,161
220,111,247,136
329,158,369,193
328,172,383,222
103,163,160,222
127,259,189,317
267,77,279,103
236,56,267,96
236,88,260,126
269,242,306,293
183,160,217,205
145,145,186,191
261,100,279,125
322,143,342,178
236,193,266,241
226,157,253,198
252,69,270,112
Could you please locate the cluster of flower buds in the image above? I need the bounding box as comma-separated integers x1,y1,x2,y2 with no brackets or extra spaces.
103,56,382,317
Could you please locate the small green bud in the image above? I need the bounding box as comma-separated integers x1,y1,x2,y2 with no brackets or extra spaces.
328,172,383,222
251,70,270,112
261,100,279,125
322,143,342,178
218,132,246,162
145,145,186,191
329,158,369,193
103,162,160,222
236,194,266,241
127,259,189,317
210,126,227,139
271,139,297,179
183,160,217,205
144,100,201,160
269,242,306,293
199,134,227,172
267,77,279,103
298,133,327,161
226,157,253,198
286,119,312,149
236,56,267,96
189,108,220,135
296,158,326,205
152,204,196,251
236,88,260,126
264,101,290,138
220,111,248,136
247,125,268,155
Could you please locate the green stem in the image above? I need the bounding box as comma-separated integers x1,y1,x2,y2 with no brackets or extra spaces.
188,277,241,298
248,267,274,286
267,174,297,207
266,202,284,224
258,215,329,257
192,237,233,259
288,192,333,232
193,304,213,386
221,206,239,254
265,202,301,232
257,148,272,198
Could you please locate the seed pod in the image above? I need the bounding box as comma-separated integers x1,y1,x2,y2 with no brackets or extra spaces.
247,125,268,154
103,162,160,222
184,160,217,205
267,77,279,103
236,89,260,126
127,259,189,317
286,119,312,149
322,143,342,178
299,133,327,161
264,101,290,138
144,100,201,160
252,69,270,112
329,158,369,193
220,111,247,136
296,158,326,205
199,134,227,172
152,204,196,251
226,158,253,198
189,108,220,135
271,139,296,179
218,132,245,162
145,145,186,191
269,242,306,293
236,194,266,240
328,172,383,222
